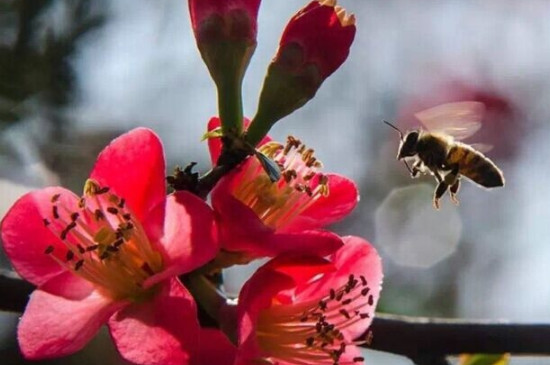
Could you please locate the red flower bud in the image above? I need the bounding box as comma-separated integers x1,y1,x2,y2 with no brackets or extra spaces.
188,0,262,137
189,0,260,45
246,0,356,146
279,0,356,80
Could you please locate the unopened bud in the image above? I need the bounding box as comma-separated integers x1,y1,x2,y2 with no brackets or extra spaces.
247,0,356,146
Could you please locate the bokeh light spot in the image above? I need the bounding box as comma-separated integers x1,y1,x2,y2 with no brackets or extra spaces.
375,183,462,268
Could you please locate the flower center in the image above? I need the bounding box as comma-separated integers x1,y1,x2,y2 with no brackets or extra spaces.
255,274,374,365
43,179,163,301
232,136,329,229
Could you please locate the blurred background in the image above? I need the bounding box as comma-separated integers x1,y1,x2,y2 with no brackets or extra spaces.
1,0,550,363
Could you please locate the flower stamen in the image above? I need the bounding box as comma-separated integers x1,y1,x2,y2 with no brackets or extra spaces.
43,179,163,300
256,274,374,365
232,136,329,229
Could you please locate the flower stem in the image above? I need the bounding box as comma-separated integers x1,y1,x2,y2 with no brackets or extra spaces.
217,73,244,138
182,272,224,320
181,272,238,344
196,165,234,199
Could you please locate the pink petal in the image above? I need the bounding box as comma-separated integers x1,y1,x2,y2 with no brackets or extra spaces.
284,174,359,231
262,254,334,291
297,236,383,337
1,187,78,287
212,173,343,257
237,270,296,364
108,278,199,365
236,240,381,364
255,254,336,305
335,344,365,365
18,289,122,359
211,179,273,253
141,196,166,246
192,328,236,365
39,271,94,300
265,230,343,257
154,192,218,278
90,128,166,225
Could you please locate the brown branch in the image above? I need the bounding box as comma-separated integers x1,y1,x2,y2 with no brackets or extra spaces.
409,356,451,365
196,164,236,199
366,313,550,357
1,271,550,359
0,269,34,312
169,139,253,199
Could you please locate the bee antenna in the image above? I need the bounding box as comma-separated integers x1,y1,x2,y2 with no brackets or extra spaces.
383,120,404,140
383,120,413,174
383,120,413,175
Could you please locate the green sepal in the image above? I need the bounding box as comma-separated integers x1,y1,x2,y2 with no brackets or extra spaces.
201,127,223,141
246,43,323,146
198,33,255,137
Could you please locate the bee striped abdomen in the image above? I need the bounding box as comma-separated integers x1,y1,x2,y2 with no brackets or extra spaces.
447,144,504,188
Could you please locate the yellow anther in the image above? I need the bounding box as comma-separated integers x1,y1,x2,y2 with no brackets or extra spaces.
83,179,102,196
94,227,117,245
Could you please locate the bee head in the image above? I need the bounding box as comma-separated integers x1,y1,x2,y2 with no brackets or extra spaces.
397,130,419,159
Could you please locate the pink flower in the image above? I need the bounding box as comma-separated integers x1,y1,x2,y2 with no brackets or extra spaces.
235,236,383,365
1,128,218,365
208,119,358,259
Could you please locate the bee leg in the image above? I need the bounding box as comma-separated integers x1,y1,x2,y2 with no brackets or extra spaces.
433,181,448,210
450,179,460,205
444,164,460,205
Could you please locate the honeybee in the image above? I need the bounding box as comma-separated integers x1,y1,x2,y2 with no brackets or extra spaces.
385,101,505,209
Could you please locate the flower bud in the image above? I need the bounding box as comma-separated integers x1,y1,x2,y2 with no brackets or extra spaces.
189,0,260,113
246,0,356,146
189,0,261,137
190,0,259,40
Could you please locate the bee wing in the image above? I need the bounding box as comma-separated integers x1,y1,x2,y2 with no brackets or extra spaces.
414,101,485,140
469,143,494,154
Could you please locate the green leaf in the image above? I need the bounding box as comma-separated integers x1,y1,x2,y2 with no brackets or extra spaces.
201,127,223,141
459,354,510,365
